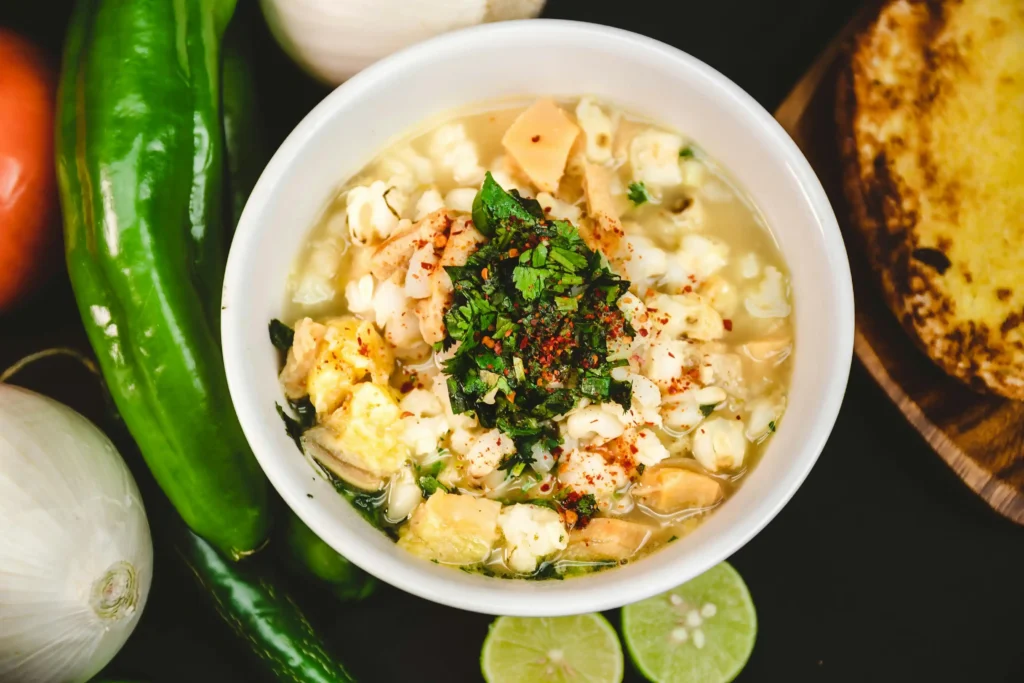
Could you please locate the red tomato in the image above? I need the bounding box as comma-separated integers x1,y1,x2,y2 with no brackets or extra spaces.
0,29,59,312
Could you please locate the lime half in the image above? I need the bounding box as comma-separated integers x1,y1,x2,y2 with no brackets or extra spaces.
621,562,757,683
481,614,624,683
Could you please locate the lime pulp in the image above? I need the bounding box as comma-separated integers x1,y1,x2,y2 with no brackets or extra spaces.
621,562,757,683
481,613,624,683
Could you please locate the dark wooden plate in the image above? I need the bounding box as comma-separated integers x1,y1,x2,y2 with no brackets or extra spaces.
774,3,1024,525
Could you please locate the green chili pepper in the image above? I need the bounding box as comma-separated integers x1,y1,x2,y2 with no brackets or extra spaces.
221,15,267,232
56,0,270,559
282,510,377,603
176,528,357,683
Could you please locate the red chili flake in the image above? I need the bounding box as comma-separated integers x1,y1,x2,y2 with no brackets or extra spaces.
531,134,541,142
540,483,551,492
723,319,733,331
639,328,649,337
400,380,415,393
683,285,693,293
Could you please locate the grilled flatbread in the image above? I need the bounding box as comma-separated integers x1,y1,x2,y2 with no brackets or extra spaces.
839,0,1024,397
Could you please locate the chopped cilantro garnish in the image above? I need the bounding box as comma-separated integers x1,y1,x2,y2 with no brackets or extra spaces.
268,319,294,353
699,403,716,418
679,146,695,159
555,296,579,312
520,472,541,493
636,463,646,475
627,181,651,206
416,459,449,496
512,266,548,300
532,562,564,580
288,396,317,430
275,403,304,450
768,420,777,433
417,476,447,497
442,173,634,463
574,494,598,517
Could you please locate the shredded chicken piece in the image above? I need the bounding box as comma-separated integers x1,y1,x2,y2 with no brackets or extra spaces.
370,209,454,281
279,317,326,399
581,162,623,255
415,216,485,344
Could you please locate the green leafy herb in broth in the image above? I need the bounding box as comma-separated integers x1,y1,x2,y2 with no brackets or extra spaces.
269,318,295,353
627,181,651,206
442,173,634,468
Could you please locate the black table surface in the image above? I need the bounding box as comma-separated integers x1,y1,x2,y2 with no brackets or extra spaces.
4,1,1024,682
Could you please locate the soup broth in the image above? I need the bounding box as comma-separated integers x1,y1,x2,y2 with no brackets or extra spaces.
274,97,793,579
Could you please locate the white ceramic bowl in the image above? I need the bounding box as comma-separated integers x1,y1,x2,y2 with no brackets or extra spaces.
223,19,854,616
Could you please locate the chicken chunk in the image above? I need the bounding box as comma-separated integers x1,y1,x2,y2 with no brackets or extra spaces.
464,428,518,478
634,467,723,514
279,317,326,399
397,491,501,565
580,162,624,255
415,216,485,344
305,317,394,415
557,448,629,503
502,99,580,193
303,383,409,490
370,209,454,281
564,518,653,562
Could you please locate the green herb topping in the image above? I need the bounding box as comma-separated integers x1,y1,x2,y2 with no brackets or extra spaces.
269,318,294,353
627,181,651,206
561,491,599,528
442,173,634,467
417,460,449,497
679,146,695,159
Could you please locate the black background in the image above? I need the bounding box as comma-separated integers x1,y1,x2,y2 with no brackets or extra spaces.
3,1,1024,681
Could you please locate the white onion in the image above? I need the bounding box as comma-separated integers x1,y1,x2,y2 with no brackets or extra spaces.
260,0,547,85
0,385,153,683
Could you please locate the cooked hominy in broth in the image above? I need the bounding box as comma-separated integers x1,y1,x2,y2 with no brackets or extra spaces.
274,97,793,578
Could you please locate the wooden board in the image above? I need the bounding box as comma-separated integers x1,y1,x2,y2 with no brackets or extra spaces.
774,3,1024,525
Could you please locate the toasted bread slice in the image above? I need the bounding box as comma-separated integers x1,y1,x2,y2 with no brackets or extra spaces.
839,0,1024,398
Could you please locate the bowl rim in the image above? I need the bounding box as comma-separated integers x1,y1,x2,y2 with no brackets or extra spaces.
223,18,854,615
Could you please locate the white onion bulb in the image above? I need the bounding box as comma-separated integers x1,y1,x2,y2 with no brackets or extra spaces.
0,385,153,683
259,0,547,85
